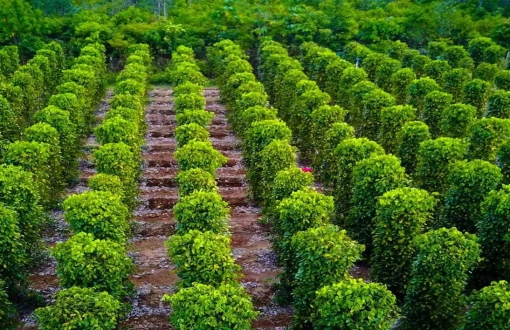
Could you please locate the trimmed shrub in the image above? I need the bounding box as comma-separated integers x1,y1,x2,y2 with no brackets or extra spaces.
476,185,510,283
173,82,202,98
34,106,79,183
0,204,26,295
442,159,503,233
487,90,510,118
49,93,87,137
177,168,217,197
0,165,44,258
63,191,130,243
359,89,395,140
292,225,365,327
440,103,477,138
463,79,492,117
95,116,141,151
175,123,209,147
474,62,500,82
424,60,451,85
400,228,481,330
408,78,441,116
378,105,416,154
310,105,346,153
396,121,431,174
162,283,258,330
312,279,399,330
444,45,469,68
415,138,467,194
173,93,206,115
498,140,510,183
36,287,123,330
173,191,229,235
257,139,296,204
337,67,368,109
88,173,124,199
423,91,453,138
52,232,134,299
176,109,214,127
372,188,435,298
462,281,510,330
166,230,240,287
0,95,19,142
313,122,355,188
237,106,278,137
332,138,385,223
444,68,472,102
346,154,407,253
3,141,57,208
174,140,227,175
390,68,416,105
494,70,510,90
467,118,510,162
375,58,402,92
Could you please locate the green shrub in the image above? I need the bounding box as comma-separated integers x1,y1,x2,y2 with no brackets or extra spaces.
462,281,510,330
34,106,79,183
36,287,123,330
359,89,395,140
494,70,510,90
175,123,209,147
3,141,57,209
337,67,368,109
310,105,346,153
88,173,124,198
400,228,481,330
257,139,296,204
440,103,477,138
49,93,87,137
0,204,26,295
372,188,435,298
415,138,467,194
264,167,314,218
346,154,407,254
93,143,139,209
332,138,385,223
378,105,416,154
396,121,431,174
313,122,355,188
312,278,399,330
0,95,19,142
291,225,365,327
498,140,510,183
173,82,203,98
177,168,217,197
424,60,451,85
474,62,500,82
324,60,353,101
174,140,227,175
467,118,510,162
105,107,144,135
444,68,472,102
375,58,402,92
408,77,441,116
487,90,510,118
176,109,214,127
0,165,44,258
237,106,277,137
63,191,130,243
476,185,510,283
174,93,206,115
468,37,494,64
162,283,258,330
463,79,492,117
166,230,240,287
95,116,140,150
52,232,134,299
444,45,469,68
390,68,416,105
423,91,453,138
109,94,143,118
173,191,229,235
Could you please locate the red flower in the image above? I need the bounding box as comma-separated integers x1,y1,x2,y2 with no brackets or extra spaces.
301,167,312,173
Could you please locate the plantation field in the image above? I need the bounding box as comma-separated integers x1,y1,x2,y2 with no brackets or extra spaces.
2,0,510,329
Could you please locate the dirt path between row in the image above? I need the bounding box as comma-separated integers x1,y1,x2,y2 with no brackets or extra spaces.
123,87,292,329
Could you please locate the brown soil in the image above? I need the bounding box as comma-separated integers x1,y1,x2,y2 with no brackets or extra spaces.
122,87,292,329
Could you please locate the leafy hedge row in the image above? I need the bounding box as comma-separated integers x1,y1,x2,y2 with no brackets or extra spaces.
211,39,400,329
160,45,258,330
257,40,502,329
35,44,152,330
0,42,108,329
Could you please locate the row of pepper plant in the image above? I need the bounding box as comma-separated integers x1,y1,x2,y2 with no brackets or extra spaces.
159,45,259,329
209,39,406,329
266,38,510,329
34,44,152,330
0,42,108,328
